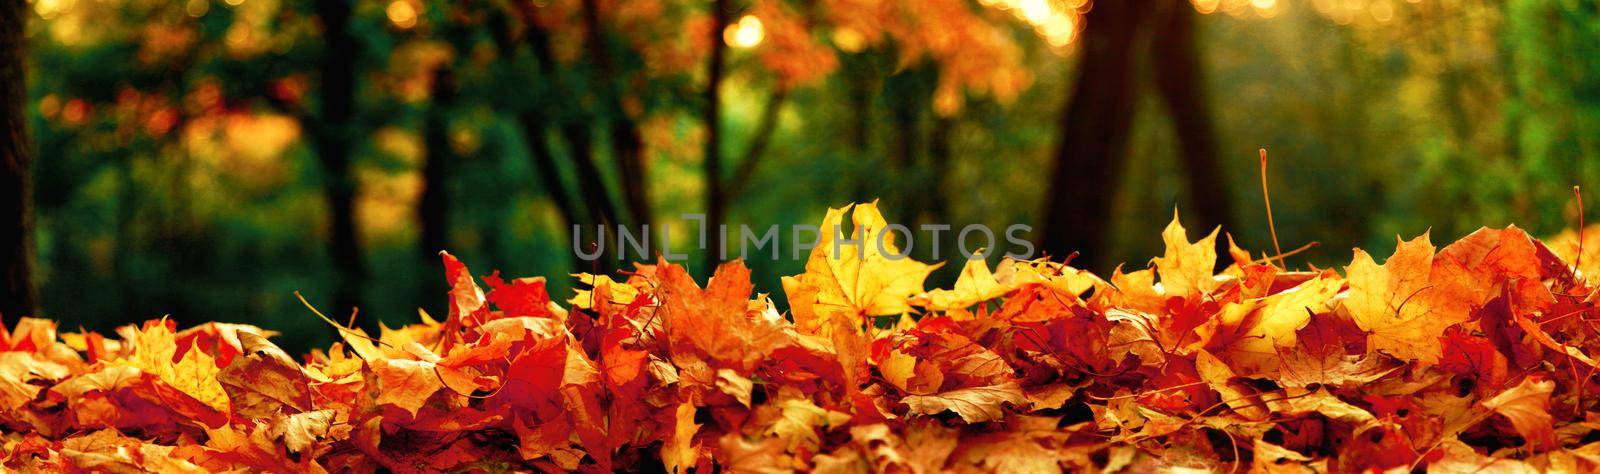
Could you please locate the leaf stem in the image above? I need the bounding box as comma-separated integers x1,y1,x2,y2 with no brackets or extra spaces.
1260,148,1284,268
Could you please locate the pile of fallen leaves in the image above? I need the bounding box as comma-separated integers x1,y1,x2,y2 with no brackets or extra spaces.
9,203,1600,473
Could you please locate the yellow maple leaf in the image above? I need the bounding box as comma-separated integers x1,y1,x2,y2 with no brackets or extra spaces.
111,322,229,413
1343,233,1471,365
994,257,1102,299
1152,211,1221,297
767,397,851,451
913,250,1004,313
369,357,443,416
782,202,936,336
569,273,639,310
1204,274,1341,374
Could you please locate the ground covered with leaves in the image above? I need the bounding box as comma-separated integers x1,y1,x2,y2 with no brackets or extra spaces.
7,203,1600,472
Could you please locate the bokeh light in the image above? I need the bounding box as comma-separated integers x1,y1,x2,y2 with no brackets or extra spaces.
724,15,765,49
387,0,419,30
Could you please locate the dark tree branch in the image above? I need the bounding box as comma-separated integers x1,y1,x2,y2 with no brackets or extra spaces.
522,2,622,233
516,111,581,233
723,86,790,202
579,0,651,231
842,55,880,203
512,2,618,273
490,6,579,235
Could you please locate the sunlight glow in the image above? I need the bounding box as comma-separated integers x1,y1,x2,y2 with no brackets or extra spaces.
833,28,865,53
1020,0,1051,24
1370,0,1395,22
387,0,418,29
185,0,209,17
986,0,1083,51
724,15,765,49
33,0,72,19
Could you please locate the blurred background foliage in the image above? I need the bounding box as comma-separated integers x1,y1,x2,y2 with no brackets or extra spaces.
14,0,1600,353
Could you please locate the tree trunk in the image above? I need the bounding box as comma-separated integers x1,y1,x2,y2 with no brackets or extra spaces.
887,77,920,226
564,122,619,273
515,7,618,273
927,116,954,227
612,123,650,229
417,65,455,316
704,0,729,273
517,112,579,237
1038,0,1150,270
419,68,454,260
0,0,37,319
926,115,956,263
1150,0,1232,236
314,0,366,323
113,156,138,314
844,56,877,203
580,0,651,233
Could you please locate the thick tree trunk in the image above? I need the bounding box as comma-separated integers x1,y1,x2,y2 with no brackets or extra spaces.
1151,0,1232,235
0,0,37,318
417,65,455,317
1039,0,1150,270
420,68,454,260
704,0,729,272
314,0,366,322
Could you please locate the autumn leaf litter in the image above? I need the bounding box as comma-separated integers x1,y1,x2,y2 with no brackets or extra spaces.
5,202,1600,472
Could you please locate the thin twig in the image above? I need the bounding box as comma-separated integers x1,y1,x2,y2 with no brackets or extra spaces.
295,291,392,349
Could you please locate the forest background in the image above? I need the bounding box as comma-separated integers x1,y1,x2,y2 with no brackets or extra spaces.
2,0,1595,354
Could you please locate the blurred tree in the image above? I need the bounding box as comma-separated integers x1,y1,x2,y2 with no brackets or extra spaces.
705,0,730,271
1,0,37,319
1151,1,1230,242
311,0,367,321
1039,0,1147,268
1041,0,1232,270
579,0,651,231
418,64,455,295
504,0,671,274
719,87,789,204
